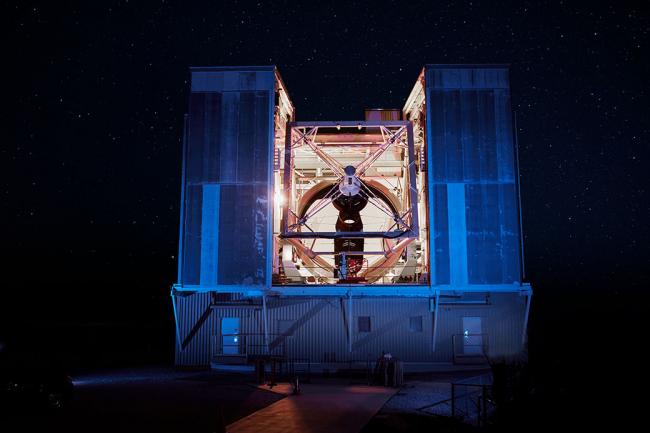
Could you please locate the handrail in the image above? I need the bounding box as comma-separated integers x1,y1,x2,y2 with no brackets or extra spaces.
418,382,494,427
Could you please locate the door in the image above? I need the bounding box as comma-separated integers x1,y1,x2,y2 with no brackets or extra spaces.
221,317,240,355
462,317,483,355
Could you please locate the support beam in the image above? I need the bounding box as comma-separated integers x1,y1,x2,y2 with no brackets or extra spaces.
170,289,182,349
405,123,420,235
347,293,353,353
298,127,344,177
282,230,412,239
284,238,336,273
431,289,440,352
173,282,528,295
281,123,294,234
356,125,406,176
522,292,532,346
340,297,349,343
180,302,213,351
358,237,415,282
262,294,270,354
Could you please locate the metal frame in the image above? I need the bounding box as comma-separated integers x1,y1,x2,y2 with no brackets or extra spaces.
172,282,532,297
280,120,419,240
173,65,535,370
431,289,440,352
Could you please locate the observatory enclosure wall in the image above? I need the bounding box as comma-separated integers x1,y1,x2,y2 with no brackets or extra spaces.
424,65,522,287
178,67,275,290
175,293,527,365
172,65,532,368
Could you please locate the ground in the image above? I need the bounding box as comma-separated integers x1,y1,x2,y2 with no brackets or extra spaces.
4,366,506,433
8,367,283,433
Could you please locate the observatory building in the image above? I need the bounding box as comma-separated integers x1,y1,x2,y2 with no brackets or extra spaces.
172,65,532,369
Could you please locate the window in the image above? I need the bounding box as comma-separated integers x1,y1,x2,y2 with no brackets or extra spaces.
409,316,423,332
358,316,371,333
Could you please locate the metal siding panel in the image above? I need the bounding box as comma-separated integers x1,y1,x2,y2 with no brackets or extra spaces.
499,184,521,283
433,185,450,284
190,71,224,92
487,293,525,356
255,92,272,183
219,92,239,182
216,91,270,287
466,184,501,284
431,90,498,183
223,71,240,91
191,70,275,92
180,91,224,286
477,90,498,182
494,89,515,182
187,92,222,183
175,293,213,366
177,293,527,366
465,184,521,284
433,293,526,362
460,90,479,180
426,65,522,288
179,70,274,290
181,185,202,285
426,67,509,90
239,71,256,90
236,92,255,182
447,184,468,285
444,90,462,182
352,298,432,362
216,184,268,285
200,185,220,286
255,71,274,90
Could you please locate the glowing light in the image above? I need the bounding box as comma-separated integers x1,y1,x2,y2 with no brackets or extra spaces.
274,190,285,206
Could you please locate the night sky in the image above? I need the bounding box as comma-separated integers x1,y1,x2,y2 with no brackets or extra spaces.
4,1,649,368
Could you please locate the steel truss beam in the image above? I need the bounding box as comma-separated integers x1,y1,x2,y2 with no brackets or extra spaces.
280,120,419,239
172,283,532,296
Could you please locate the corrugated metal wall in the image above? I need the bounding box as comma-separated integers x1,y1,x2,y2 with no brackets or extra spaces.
172,65,530,368
178,67,275,289
175,293,526,366
434,293,527,361
174,292,215,366
425,65,522,286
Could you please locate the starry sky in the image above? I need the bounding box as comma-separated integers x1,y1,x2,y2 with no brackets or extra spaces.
4,0,649,339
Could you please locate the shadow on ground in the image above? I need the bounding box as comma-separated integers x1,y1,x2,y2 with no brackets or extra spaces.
6,367,283,433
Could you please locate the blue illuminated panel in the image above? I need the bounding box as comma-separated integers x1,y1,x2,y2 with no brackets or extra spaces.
178,67,274,288
426,65,522,285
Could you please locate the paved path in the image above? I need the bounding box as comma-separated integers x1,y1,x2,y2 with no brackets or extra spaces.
227,384,397,433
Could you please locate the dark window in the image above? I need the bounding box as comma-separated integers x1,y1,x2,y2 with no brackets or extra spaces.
409,316,423,332
358,316,371,333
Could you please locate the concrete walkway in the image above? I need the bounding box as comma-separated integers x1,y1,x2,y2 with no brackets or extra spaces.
227,384,398,433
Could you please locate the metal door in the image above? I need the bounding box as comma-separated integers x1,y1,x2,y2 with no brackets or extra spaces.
221,317,240,355
462,317,483,355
